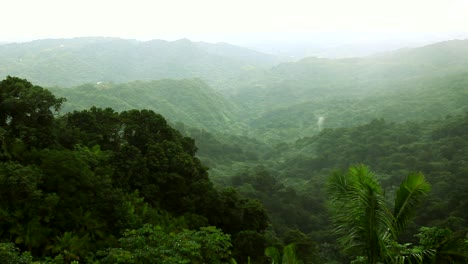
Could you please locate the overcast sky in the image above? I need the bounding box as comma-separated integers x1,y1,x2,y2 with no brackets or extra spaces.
1,0,468,44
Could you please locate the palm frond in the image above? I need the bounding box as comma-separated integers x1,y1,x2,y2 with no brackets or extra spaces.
327,169,351,202
393,172,431,236
395,248,436,264
434,231,468,264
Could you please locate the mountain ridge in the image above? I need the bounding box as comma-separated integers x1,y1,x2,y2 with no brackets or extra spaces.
0,37,279,87
3,37,468,142
49,78,244,133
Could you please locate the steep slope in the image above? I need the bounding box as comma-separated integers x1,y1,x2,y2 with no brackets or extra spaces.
0,37,279,87
50,78,243,133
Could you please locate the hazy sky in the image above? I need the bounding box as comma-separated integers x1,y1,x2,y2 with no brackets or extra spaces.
1,0,468,44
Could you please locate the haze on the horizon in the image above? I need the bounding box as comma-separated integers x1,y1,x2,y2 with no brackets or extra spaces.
1,0,468,56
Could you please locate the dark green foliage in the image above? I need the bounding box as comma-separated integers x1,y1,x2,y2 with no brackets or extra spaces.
282,230,317,263
0,162,54,252
0,77,268,262
226,169,322,262
209,188,265,233
414,226,468,264
218,113,468,263
0,243,33,264
0,76,65,150
278,115,468,230
58,107,121,151
57,106,218,220
173,124,271,174
98,224,233,264
229,168,326,235
232,230,268,264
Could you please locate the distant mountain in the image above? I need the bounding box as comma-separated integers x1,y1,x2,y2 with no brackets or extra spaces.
246,32,468,59
225,39,468,141
269,39,468,86
50,78,244,133
373,39,468,71
0,37,279,87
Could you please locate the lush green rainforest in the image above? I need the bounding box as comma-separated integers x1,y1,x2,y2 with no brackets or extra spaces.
1,78,467,263
1,38,468,263
0,77,270,263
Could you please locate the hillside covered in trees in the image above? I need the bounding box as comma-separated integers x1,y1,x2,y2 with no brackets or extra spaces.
35,38,468,142
1,37,468,263
0,77,270,263
0,37,278,87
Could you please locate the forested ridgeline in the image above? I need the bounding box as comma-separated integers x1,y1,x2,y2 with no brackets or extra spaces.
47,70,468,145
0,37,278,87
48,79,244,134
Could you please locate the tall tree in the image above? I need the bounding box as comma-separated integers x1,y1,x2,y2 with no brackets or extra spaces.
0,76,65,150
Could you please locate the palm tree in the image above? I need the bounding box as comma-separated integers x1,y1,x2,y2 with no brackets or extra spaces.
327,165,432,264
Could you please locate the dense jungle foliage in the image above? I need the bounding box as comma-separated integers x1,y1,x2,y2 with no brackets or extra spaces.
1,38,468,263
0,77,269,263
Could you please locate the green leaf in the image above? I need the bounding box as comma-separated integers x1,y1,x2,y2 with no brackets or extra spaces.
393,172,431,236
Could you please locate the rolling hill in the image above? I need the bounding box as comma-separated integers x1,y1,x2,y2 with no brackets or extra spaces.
224,39,468,140
4,38,468,142
49,78,244,133
0,37,279,87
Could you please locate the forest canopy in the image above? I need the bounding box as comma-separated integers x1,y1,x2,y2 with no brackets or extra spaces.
0,76,270,263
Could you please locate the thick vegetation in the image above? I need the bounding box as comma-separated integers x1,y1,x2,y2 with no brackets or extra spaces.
0,77,269,263
1,38,468,263
38,39,468,142
48,79,243,133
